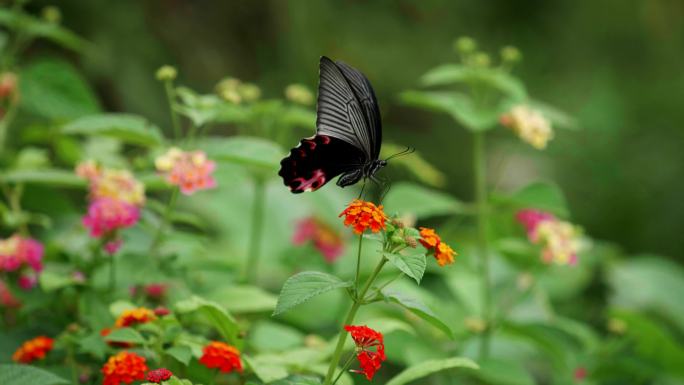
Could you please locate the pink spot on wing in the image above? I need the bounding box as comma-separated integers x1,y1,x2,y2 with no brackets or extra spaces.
292,169,326,192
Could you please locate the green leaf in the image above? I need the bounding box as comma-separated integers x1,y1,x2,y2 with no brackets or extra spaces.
104,327,146,344
243,355,289,383
208,285,277,314
384,182,468,219
0,8,88,52
166,345,193,365
175,296,241,346
383,290,453,337
0,364,69,385
77,332,108,359
20,58,100,119
273,272,353,316
0,169,85,187
384,250,427,284
420,64,527,101
473,359,534,385
269,375,322,385
502,181,569,217
198,136,284,172
386,357,478,385
62,113,164,147
400,90,503,132
39,270,75,291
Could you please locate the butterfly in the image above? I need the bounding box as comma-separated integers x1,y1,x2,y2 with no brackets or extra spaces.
279,56,403,194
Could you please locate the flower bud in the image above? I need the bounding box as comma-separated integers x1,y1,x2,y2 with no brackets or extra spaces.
285,84,314,105
501,45,522,64
42,6,61,24
405,236,418,248
238,83,261,102
473,52,491,68
607,318,627,335
156,65,177,82
464,317,487,333
454,36,477,54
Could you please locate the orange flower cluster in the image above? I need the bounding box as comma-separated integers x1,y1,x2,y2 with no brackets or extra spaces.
339,200,387,234
101,351,148,385
115,307,157,328
199,341,243,373
419,227,457,266
12,336,54,363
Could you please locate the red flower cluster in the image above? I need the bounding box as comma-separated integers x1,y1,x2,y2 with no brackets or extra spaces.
293,216,345,262
345,325,386,380
147,368,173,383
419,227,457,267
199,341,243,373
115,307,157,328
339,200,387,234
12,336,54,363
101,351,148,385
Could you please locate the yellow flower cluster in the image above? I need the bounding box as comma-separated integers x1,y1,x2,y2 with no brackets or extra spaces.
500,105,553,149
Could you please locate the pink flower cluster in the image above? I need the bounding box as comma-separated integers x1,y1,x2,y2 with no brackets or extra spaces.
77,161,144,254
516,209,581,266
293,217,344,262
155,148,217,195
0,235,44,291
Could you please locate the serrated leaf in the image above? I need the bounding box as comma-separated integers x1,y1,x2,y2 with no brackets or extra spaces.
273,272,352,316
0,9,88,52
243,355,289,383
384,182,468,219
20,59,100,119
400,90,502,132
386,357,478,385
77,332,108,359
384,250,426,284
0,364,69,385
473,359,534,385
62,113,164,147
165,345,193,365
104,327,146,344
175,296,241,346
0,169,85,187
420,64,527,101
208,285,277,314
383,290,453,337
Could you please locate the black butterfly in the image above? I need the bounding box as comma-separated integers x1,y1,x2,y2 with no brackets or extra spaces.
279,56,397,194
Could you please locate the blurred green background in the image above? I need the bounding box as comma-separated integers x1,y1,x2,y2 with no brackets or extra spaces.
24,0,684,259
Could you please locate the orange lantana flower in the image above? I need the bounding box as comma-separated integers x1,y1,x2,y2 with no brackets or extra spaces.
101,351,148,385
12,336,54,363
419,227,457,267
339,200,387,234
115,307,157,328
199,341,243,373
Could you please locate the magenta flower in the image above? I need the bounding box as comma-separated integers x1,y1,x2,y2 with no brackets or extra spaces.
104,239,123,255
0,235,44,274
82,197,140,238
293,217,344,262
18,273,38,290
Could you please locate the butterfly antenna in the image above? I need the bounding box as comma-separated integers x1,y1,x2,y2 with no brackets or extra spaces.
385,146,415,161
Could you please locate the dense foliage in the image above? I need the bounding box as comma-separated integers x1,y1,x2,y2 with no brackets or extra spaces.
1,3,683,385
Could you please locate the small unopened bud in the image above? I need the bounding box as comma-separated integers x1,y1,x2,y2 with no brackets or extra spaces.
464,317,487,333
67,323,80,333
391,234,404,245
42,6,61,24
156,65,177,82
454,36,477,54
285,84,314,105
238,83,261,102
607,318,627,335
391,218,405,229
473,52,491,68
501,45,522,64
220,89,241,104
405,236,418,248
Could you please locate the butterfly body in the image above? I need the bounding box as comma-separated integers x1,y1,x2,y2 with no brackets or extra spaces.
279,56,384,193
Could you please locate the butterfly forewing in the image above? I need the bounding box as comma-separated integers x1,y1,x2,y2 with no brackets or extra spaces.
316,57,373,159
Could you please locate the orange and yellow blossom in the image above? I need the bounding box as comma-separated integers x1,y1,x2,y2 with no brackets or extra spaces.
419,227,457,267
12,336,54,363
115,307,157,328
339,200,387,234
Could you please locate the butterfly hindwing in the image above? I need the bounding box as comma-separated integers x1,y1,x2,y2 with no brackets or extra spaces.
278,135,365,193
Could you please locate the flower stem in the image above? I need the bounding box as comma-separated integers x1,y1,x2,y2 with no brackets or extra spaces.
244,178,266,283
109,252,116,293
354,234,363,293
331,353,356,385
323,254,387,385
149,187,179,256
474,131,492,359
163,80,181,139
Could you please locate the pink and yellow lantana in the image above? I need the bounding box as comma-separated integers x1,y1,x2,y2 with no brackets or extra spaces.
155,147,217,195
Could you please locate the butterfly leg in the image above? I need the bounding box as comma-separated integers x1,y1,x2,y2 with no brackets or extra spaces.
357,179,368,199
370,174,392,204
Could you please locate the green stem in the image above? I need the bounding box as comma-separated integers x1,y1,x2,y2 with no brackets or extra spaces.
474,131,492,359
331,353,356,385
149,187,179,256
244,178,266,283
323,256,387,385
164,80,181,139
354,234,363,293
109,252,116,293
